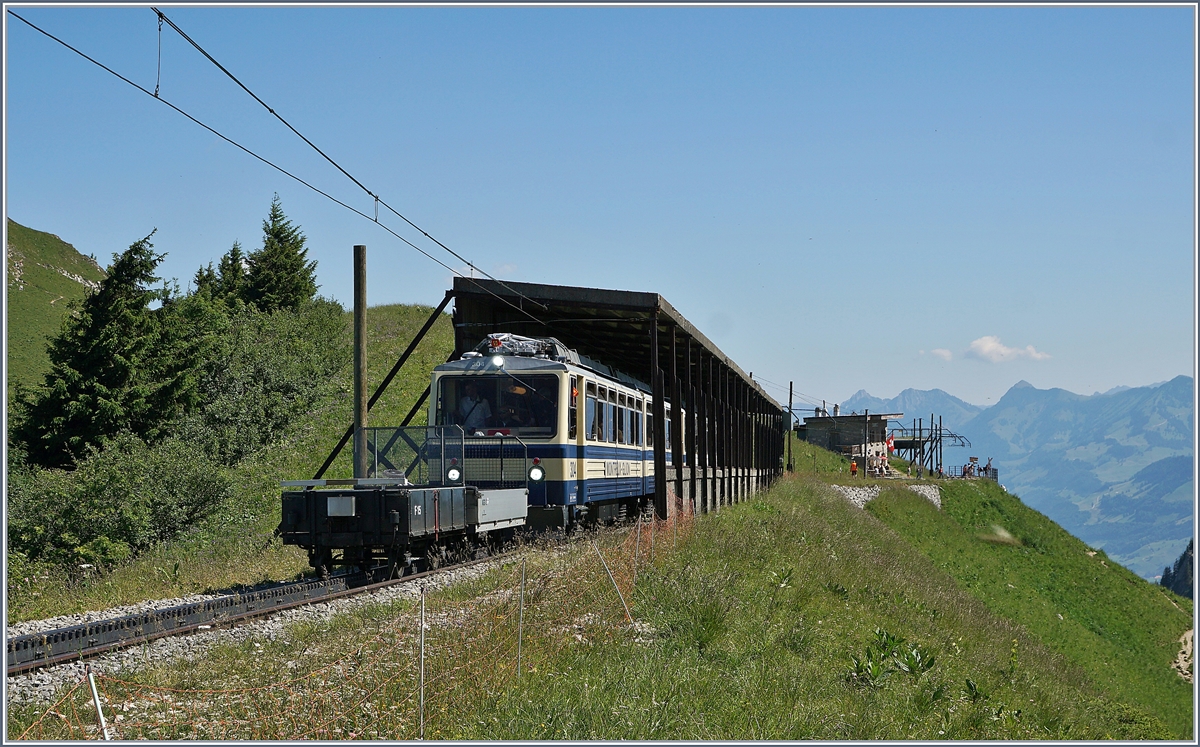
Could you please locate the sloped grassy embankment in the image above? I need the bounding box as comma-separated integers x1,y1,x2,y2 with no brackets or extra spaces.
6,303,454,623
10,444,1190,739
864,473,1193,737
5,219,107,399
439,469,1186,739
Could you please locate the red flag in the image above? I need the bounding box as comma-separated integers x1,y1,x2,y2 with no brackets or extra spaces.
886,434,895,453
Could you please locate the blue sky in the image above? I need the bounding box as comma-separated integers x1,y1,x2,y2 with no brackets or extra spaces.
4,5,1195,409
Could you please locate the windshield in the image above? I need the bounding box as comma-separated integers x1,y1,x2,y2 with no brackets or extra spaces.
436,375,560,438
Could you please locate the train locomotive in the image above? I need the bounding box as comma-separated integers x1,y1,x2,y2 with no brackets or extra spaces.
278,333,680,577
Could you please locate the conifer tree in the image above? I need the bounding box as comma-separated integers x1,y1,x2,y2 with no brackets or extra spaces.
215,240,247,303
244,196,318,311
15,233,218,468
193,262,217,295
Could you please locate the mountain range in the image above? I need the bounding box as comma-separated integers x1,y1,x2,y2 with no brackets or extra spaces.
844,377,1195,579
841,387,985,433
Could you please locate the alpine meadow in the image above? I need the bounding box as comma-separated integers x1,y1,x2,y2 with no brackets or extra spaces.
5,205,1193,739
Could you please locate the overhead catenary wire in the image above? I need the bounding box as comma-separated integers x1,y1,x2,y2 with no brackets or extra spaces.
15,5,811,434
7,9,545,328
750,374,830,409
149,7,548,314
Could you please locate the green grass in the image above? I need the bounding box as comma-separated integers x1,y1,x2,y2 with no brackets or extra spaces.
7,299,1191,737
9,479,1179,740
6,303,454,623
786,432,852,475
5,219,106,398
866,478,1193,736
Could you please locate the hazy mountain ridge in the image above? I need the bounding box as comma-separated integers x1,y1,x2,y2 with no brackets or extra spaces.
839,387,984,433
961,376,1193,579
841,377,1193,579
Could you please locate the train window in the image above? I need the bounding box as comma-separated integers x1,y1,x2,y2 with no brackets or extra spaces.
606,402,616,442
569,376,578,440
436,375,560,438
616,405,625,444
647,411,653,445
587,393,599,441
633,403,642,445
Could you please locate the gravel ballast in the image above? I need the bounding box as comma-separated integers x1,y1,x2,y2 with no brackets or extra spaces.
6,560,509,706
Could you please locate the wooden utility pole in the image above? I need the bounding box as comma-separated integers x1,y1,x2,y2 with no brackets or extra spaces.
353,244,369,479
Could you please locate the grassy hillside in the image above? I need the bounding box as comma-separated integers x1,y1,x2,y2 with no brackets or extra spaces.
5,219,106,397
6,303,454,623
961,377,1194,579
6,313,1191,737
11,473,1186,739
866,477,1193,735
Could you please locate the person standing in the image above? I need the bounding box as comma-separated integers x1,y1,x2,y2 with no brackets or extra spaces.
850,459,858,478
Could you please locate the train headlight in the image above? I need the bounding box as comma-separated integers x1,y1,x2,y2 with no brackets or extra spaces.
447,458,462,483
492,355,504,367
528,463,546,482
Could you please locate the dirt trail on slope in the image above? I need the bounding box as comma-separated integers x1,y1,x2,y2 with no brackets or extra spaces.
1172,629,1192,683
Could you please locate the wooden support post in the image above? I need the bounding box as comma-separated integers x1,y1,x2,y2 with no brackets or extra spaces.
742,383,750,498
353,244,369,479
651,311,667,520
717,365,725,506
671,327,683,517
697,351,707,513
691,338,700,514
720,363,727,506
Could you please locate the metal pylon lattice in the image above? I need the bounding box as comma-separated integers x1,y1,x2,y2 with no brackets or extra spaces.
887,414,970,476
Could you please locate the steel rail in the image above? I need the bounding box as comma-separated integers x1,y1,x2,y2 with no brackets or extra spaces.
6,557,496,677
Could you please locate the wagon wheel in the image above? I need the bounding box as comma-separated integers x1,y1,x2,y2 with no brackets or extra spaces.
310,549,333,580
425,546,444,571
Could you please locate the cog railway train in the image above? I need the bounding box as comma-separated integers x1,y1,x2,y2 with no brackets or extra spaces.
278,333,682,577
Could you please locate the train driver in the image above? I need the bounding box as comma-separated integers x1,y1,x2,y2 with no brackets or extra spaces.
460,381,493,431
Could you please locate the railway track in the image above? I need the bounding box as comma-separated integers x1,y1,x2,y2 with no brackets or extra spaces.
7,558,495,677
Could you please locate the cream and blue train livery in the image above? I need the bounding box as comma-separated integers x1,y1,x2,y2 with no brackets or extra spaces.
431,334,678,521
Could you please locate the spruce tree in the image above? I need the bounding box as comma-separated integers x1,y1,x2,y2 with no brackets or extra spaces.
215,240,247,304
15,233,220,468
193,262,217,295
17,234,164,466
244,196,318,311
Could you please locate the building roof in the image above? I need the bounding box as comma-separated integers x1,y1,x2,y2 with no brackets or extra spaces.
451,277,780,409
803,412,904,423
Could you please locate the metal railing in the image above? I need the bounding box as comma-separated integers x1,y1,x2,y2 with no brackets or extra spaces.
946,465,998,481
356,426,529,489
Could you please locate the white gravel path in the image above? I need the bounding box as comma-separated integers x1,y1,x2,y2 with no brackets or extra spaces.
830,483,941,510
6,560,508,706
906,484,942,509
830,484,880,508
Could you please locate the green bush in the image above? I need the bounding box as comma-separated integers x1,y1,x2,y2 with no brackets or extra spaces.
7,434,233,566
172,299,347,465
